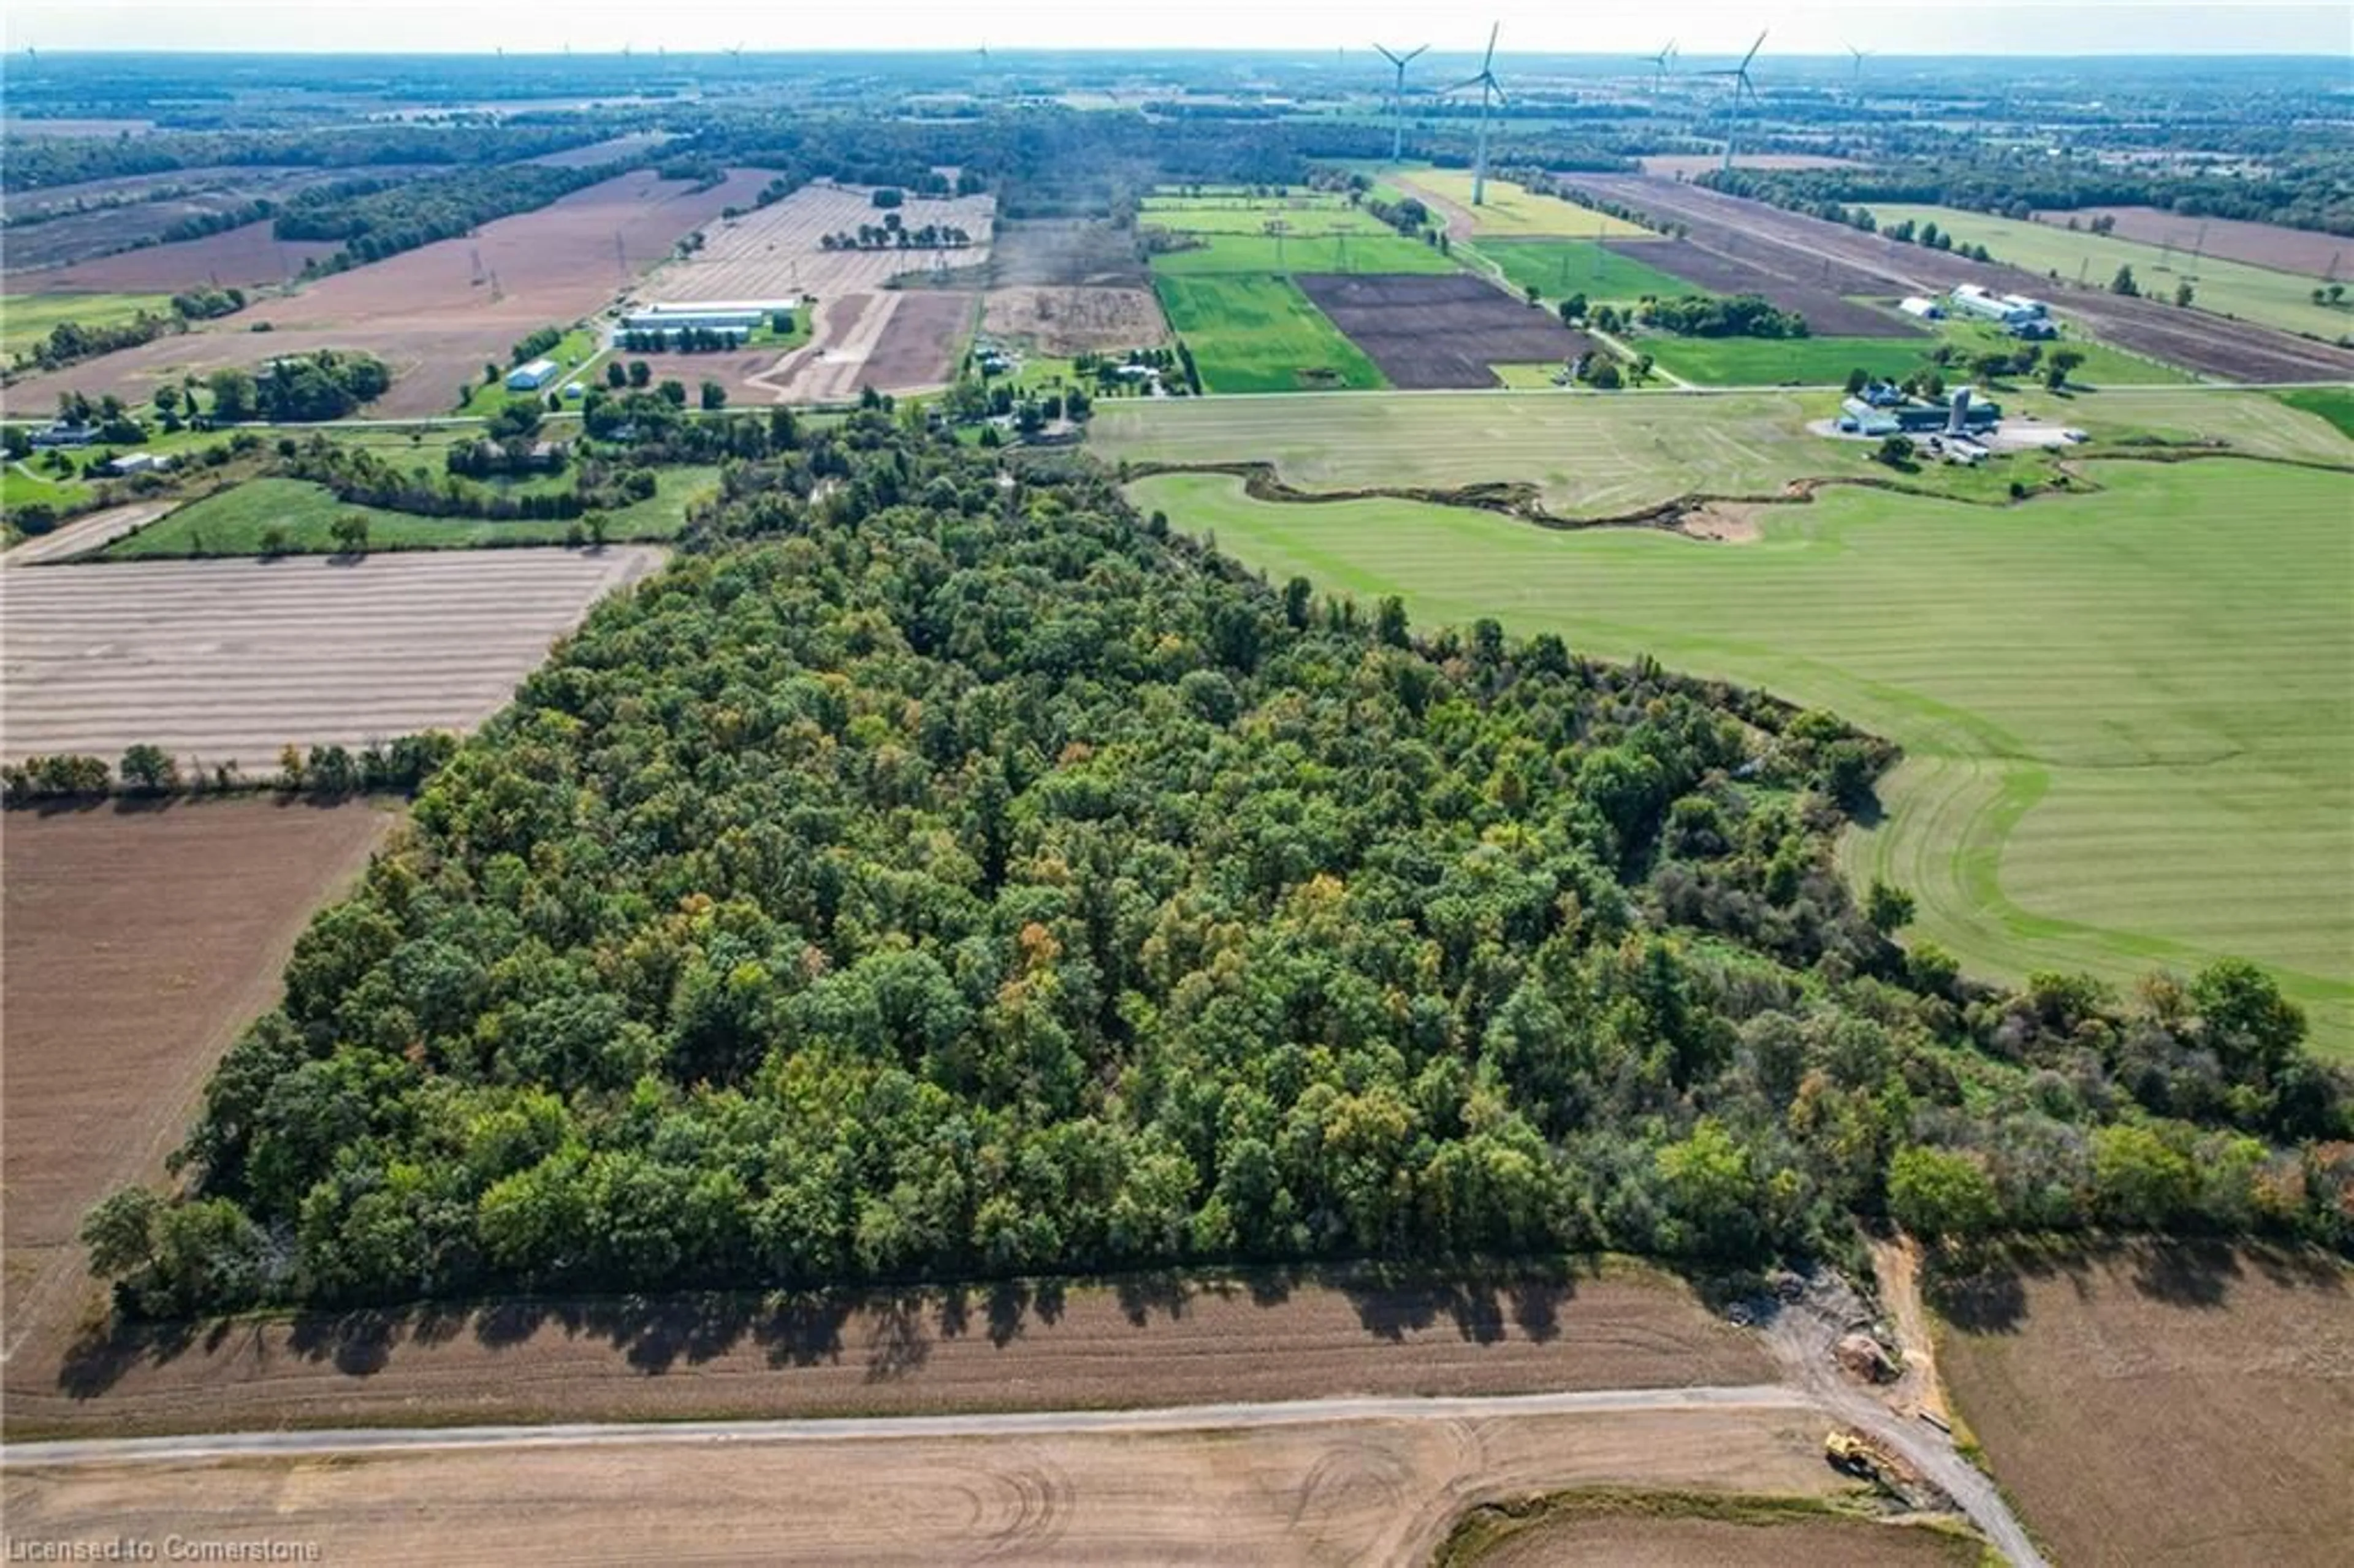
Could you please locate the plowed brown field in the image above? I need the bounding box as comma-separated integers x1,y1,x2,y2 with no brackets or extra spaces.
1,546,663,771
1937,1241,2354,1568
1,799,397,1389
4,1404,1848,1565
12,1265,1771,1438
13,221,338,293
2036,207,2352,279
4,170,772,417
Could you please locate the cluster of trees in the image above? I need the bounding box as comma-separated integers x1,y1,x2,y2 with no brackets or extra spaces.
262,429,661,522
207,351,391,423
1637,293,1810,340
509,325,565,365
1873,217,1996,264
281,163,614,272
79,419,2350,1318
170,286,247,320
5,733,455,809
617,323,777,354
817,218,975,251
2,122,615,192
1703,158,2353,240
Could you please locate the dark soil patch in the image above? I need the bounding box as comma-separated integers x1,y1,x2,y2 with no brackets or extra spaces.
856,290,976,392
1295,273,1593,389
1602,238,1922,337
987,218,1147,288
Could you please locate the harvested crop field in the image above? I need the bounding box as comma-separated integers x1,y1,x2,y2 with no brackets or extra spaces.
0,547,665,772
983,286,1168,353
12,219,337,293
856,289,976,392
1,799,397,1381
3,169,772,419
987,218,1146,287
647,182,994,303
6,1401,1847,1564
1936,1242,2354,1568
1395,170,1653,240
9,1265,1769,1437
2034,207,2351,278
1571,174,2354,383
1295,273,1591,388
1604,238,1922,337
1446,1495,1976,1567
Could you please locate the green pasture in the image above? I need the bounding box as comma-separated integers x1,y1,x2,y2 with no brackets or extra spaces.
1093,385,2345,514
1869,205,2354,343
1140,194,1395,237
1931,319,2195,389
1149,232,1460,276
2277,386,2354,437
1127,455,2354,1053
1640,335,1933,387
2,292,177,358
102,469,715,557
1474,240,1708,304
1151,274,1385,394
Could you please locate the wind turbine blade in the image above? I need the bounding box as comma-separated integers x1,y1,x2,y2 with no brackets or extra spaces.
1446,74,1489,93
1742,29,1768,70
1376,43,1403,67
1404,44,1428,63
1482,21,1499,74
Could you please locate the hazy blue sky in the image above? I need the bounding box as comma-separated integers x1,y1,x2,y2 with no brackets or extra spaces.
6,1,2350,56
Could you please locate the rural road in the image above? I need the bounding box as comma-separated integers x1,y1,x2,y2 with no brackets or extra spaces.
3,1384,1812,1467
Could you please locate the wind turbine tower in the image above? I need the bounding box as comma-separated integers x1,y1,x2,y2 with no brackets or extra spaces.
1847,44,1872,94
1449,25,1506,208
1649,39,1677,95
1373,44,1428,162
1708,31,1767,173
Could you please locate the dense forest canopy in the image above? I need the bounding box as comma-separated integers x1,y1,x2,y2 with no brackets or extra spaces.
85,419,2353,1318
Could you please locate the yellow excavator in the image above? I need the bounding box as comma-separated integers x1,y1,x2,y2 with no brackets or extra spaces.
1825,1429,1894,1481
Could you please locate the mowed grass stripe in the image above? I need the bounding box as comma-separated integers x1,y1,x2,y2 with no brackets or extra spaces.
1126,462,2354,1054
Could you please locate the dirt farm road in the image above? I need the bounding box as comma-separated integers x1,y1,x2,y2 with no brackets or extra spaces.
2,1385,1808,1466
6,1379,2047,1567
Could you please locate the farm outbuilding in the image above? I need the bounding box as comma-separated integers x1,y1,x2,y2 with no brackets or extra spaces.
1948,284,2035,327
1899,295,1945,320
619,299,797,335
506,358,560,391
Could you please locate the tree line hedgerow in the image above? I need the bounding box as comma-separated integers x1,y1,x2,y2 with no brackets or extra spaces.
83,418,2353,1318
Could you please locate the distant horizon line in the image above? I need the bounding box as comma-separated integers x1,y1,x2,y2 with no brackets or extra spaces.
7,45,2352,61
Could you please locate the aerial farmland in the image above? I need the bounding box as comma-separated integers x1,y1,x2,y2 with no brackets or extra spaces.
4,36,2352,1568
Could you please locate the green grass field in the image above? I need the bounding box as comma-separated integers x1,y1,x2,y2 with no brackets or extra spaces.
1092,386,2347,513
1140,194,1396,237
1869,205,2354,343
1392,170,1655,238
1151,274,1385,394
103,469,715,557
2277,386,2354,437
1474,240,1709,305
2,292,177,358
1641,335,1933,387
1128,457,2354,1053
1149,231,1461,276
